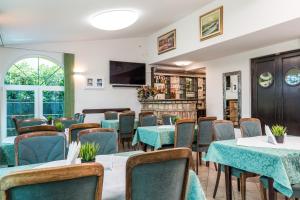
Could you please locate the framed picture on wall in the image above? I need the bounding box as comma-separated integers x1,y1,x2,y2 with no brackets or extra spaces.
157,29,176,55
85,77,104,89
199,6,223,41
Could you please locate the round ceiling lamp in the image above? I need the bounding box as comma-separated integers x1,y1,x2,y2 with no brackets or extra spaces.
89,10,139,31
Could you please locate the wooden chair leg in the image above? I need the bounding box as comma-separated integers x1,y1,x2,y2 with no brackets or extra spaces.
214,162,218,171
240,174,246,200
259,182,267,200
196,152,199,175
206,161,209,167
237,178,240,192
199,152,202,165
213,164,221,198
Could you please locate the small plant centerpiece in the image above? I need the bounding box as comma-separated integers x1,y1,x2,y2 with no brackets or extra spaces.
47,115,53,125
54,121,64,132
171,116,181,125
271,124,287,143
80,143,100,163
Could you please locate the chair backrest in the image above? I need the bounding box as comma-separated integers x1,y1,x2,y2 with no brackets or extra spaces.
174,119,195,148
140,115,157,127
78,128,118,155
69,123,100,143
0,163,104,200
74,113,86,123
162,114,177,125
119,111,135,135
138,112,154,122
14,132,66,166
126,148,192,200
18,125,57,135
197,117,217,145
13,117,47,132
213,120,235,141
104,111,118,120
240,118,262,138
54,117,78,129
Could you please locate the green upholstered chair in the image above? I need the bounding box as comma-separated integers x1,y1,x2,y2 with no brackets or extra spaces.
74,113,86,123
140,114,157,127
0,163,104,200
14,132,66,166
174,119,196,149
212,120,257,200
78,128,118,155
55,117,78,129
104,111,118,120
162,114,176,125
240,118,262,137
119,111,135,149
259,177,300,200
126,148,193,200
138,112,154,125
69,123,100,143
18,125,57,135
13,117,47,135
192,116,217,174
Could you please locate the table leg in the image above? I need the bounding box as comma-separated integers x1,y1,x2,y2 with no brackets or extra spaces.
143,143,147,152
268,178,277,200
224,165,232,200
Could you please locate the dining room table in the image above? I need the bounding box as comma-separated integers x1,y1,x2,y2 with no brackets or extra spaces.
132,125,241,150
101,119,139,131
0,151,206,200
204,135,300,200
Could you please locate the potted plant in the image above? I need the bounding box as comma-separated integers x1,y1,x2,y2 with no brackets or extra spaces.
54,121,64,132
80,143,100,163
47,115,53,125
172,116,180,124
271,124,287,143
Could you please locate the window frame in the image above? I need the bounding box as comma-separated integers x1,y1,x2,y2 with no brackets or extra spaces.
1,56,64,139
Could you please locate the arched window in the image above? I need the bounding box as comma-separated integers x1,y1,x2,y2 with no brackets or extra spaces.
3,57,64,136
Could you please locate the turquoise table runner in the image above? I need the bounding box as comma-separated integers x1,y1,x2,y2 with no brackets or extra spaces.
101,119,139,130
0,151,206,200
132,125,175,149
205,139,300,197
132,125,197,150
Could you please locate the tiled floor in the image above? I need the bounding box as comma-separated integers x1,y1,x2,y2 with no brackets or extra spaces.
197,162,285,200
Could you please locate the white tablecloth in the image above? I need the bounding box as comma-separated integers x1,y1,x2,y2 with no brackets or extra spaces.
237,135,300,151
35,155,128,200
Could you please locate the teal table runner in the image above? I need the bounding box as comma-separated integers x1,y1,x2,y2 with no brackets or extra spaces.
0,137,16,166
0,151,206,200
205,139,300,197
132,125,175,149
132,125,197,150
101,119,139,130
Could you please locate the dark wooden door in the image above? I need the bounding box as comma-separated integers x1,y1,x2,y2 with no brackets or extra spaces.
251,49,300,135
281,51,300,135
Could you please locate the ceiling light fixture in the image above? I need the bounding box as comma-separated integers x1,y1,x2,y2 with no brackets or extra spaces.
89,9,139,31
174,61,193,66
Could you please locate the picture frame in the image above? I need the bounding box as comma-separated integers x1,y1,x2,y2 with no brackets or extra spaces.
157,29,176,55
199,6,223,41
85,77,104,90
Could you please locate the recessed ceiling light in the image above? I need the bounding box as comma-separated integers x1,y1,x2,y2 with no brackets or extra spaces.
89,10,139,31
174,61,193,66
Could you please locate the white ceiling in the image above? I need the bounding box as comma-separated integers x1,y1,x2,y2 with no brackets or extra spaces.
0,0,213,45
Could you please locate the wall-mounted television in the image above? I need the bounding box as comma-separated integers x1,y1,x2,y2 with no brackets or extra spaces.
109,60,146,86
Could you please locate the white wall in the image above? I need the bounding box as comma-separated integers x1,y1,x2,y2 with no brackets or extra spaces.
0,37,148,133
203,39,300,120
147,0,300,64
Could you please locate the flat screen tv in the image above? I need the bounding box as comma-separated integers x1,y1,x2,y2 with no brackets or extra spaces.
109,61,146,86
